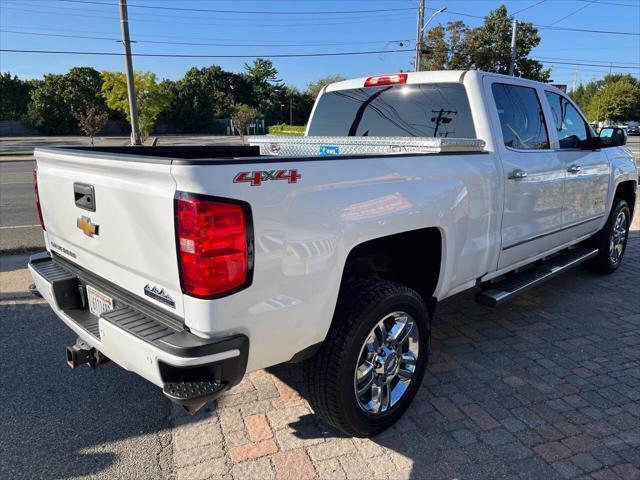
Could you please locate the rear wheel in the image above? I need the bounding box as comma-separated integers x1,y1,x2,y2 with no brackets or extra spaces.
586,199,631,274
304,280,431,437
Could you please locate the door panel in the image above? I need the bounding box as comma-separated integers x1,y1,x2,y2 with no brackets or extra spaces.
544,91,609,237
487,81,566,270
560,150,609,225
499,151,565,268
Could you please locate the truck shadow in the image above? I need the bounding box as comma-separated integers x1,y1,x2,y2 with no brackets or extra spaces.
268,237,639,478
0,301,172,479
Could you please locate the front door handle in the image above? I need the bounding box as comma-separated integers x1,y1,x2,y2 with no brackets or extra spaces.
567,164,582,174
508,169,528,180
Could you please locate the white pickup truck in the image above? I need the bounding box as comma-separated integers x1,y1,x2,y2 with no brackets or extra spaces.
29,71,636,437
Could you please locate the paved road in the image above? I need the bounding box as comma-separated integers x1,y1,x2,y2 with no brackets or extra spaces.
0,134,243,155
1,234,638,480
0,255,174,480
0,136,242,252
0,160,42,252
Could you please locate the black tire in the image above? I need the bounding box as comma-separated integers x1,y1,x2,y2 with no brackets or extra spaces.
585,199,631,274
304,280,431,437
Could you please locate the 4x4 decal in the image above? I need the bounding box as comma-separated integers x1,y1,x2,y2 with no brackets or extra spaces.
234,169,301,186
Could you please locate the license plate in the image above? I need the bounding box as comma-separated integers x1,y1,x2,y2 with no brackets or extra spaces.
86,285,114,317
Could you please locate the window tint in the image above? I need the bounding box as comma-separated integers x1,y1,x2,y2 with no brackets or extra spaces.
307,83,476,138
491,83,549,150
545,92,589,149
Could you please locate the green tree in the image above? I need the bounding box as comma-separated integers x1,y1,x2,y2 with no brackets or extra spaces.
0,72,33,120
420,5,550,81
242,58,284,124
101,71,170,137
570,80,603,114
587,80,640,122
244,58,280,84
166,66,249,133
25,67,105,134
420,20,476,71
570,74,640,121
231,104,257,143
306,74,347,99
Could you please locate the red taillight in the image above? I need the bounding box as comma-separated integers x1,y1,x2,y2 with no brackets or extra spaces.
175,193,252,297
364,73,408,87
33,170,45,231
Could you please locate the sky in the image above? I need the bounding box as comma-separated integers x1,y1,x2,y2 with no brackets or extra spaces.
1,0,639,91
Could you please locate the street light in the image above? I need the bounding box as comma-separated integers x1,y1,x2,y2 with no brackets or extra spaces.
415,6,448,72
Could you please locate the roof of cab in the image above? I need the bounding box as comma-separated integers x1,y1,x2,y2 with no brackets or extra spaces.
324,69,559,94
324,70,469,92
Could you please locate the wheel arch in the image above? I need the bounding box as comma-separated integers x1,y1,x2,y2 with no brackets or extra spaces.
337,227,443,309
613,180,637,219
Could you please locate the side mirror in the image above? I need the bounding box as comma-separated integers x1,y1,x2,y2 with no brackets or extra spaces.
599,127,627,147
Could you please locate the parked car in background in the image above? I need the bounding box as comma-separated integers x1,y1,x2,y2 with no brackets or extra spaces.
626,121,639,136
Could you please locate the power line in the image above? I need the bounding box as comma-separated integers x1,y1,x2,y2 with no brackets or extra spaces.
578,0,640,7
0,5,415,27
3,3,638,36
423,6,640,36
512,1,546,16
4,29,639,67
0,23,410,46
0,48,412,59
549,0,596,26
0,29,412,48
534,25,639,36
2,48,639,71
533,59,639,70
53,0,417,15
2,1,414,24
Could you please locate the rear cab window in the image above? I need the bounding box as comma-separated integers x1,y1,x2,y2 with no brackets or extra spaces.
307,83,476,138
491,83,549,150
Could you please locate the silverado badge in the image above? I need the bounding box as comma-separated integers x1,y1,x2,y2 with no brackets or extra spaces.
77,216,99,237
144,284,175,308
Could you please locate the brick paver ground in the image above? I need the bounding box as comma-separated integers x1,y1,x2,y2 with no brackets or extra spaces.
168,235,640,480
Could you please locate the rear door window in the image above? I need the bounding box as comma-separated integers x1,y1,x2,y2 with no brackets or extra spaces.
307,83,476,138
491,83,549,150
545,92,589,149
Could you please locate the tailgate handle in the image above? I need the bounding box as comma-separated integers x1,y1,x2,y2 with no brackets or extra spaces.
74,183,95,211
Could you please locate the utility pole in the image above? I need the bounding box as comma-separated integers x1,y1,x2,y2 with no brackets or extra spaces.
509,18,518,76
289,96,293,125
118,0,141,145
571,69,578,92
414,0,425,72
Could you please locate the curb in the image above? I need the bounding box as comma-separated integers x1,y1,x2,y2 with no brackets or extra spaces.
0,246,44,256
0,157,35,163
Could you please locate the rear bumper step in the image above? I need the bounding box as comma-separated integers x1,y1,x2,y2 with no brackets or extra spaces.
28,251,249,411
476,247,598,307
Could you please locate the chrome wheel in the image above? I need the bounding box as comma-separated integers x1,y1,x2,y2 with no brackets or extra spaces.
609,210,627,265
354,311,419,414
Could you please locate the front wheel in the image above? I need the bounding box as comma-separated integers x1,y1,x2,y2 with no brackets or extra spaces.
304,280,431,437
586,199,631,274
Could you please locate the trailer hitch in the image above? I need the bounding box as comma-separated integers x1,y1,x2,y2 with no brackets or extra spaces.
66,338,110,369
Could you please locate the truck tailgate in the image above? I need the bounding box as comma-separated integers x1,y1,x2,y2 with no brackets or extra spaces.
35,148,184,316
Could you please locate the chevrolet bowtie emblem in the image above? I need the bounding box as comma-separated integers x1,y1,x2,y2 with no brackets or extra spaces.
77,216,99,237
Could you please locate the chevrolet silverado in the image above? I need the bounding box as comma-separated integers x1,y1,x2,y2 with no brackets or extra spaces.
29,71,636,437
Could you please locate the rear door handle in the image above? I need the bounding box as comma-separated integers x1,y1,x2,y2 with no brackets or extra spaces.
508,169,527,180
567,164,582,174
